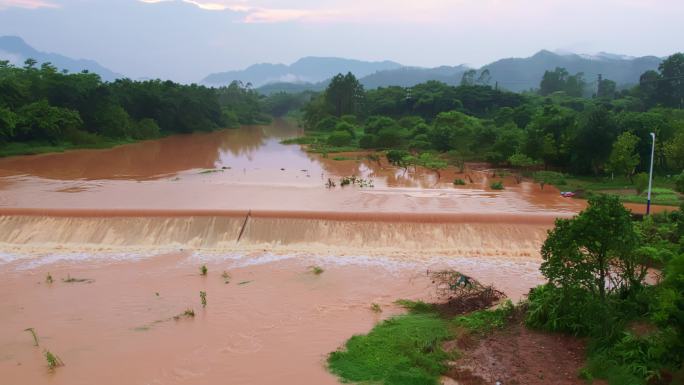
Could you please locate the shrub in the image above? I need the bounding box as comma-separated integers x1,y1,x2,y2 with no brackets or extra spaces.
634,172,649,195
315,116,339,132
334,121,357,138
490,181,505,190
453,178,466,185
327,131,353,147
675,171,684,194
359,134,377,149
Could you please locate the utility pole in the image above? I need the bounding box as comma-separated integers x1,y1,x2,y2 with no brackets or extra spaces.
646,132,656,215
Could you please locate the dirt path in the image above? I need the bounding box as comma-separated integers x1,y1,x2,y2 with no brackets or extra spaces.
447,319,589,385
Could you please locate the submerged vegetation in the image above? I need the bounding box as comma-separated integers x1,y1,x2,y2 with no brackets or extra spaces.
199,265,208,276
44,350,64,370
62,275,94,283
24,328,39,347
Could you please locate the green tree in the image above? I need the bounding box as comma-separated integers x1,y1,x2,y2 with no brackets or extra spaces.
428,111,480,152
541,195,642,299
540,67,569,96
605,131,640,180
325,72,364,117
0,106,18,141
16,100,83,143
664,130,684,170
657,53,684,109
597,78,617,99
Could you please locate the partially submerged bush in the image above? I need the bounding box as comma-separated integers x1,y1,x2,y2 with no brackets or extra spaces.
45,350,64,370
490,181,504,190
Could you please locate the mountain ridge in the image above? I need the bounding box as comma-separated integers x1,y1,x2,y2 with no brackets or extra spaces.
0,36,122,81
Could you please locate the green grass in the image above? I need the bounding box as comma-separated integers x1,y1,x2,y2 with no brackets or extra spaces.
452,301,514,334
620,187,681,206
0,138,136,158
332,156,355,161
327,313,453,385
394,300,437,314
546,175,682,207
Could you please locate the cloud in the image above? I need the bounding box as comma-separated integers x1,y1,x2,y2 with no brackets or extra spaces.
138,0,684,25
0,0,58,9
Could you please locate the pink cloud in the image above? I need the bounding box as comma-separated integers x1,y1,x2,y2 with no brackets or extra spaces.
0,0,58,9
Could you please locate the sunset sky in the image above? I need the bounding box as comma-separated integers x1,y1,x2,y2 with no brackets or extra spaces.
0,0,681,82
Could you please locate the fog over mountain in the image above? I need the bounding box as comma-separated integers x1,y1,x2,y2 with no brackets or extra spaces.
244,50,662,94
0,36,122,81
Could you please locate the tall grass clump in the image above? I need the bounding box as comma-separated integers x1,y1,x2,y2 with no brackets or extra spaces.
44,350,64,369
200,265,208,276
24,328,39,346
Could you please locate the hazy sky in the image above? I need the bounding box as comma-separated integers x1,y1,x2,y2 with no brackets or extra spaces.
0,0,681,82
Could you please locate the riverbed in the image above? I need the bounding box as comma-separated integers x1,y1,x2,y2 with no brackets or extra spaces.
0,120,637,384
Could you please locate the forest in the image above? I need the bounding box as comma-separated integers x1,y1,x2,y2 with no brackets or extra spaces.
0,59,268,156
295,53,684,190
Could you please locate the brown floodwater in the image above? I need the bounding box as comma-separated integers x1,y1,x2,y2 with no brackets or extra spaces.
0,252,543,385
0,119,587,215
0,119,668,384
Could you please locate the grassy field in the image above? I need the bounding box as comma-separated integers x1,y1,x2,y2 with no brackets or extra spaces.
563,175,682,206
0,139,140,158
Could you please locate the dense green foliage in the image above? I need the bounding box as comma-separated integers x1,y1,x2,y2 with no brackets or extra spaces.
527,195,684,384
0,59,271,156
298,53,684,184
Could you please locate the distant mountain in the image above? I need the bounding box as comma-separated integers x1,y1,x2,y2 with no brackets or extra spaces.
0,36,122,81
482,50,662,92
360,65,471,88
251,50,663,95
202,57,403,87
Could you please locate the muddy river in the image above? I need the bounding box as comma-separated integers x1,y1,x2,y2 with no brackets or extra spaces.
0,120,654,384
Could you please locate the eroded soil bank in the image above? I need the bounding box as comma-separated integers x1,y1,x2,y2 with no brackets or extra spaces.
0,252,543,385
